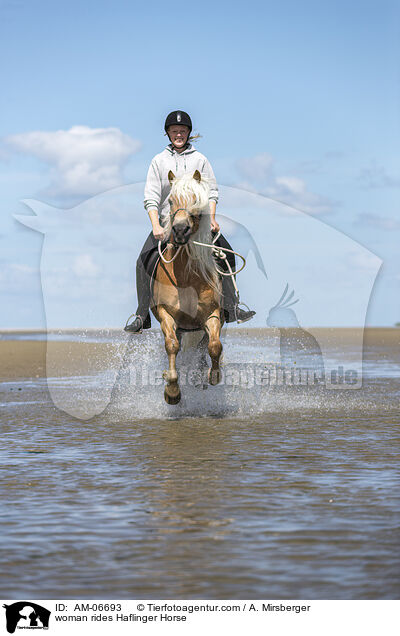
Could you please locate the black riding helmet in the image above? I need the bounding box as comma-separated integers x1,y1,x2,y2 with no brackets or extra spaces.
164,110,192,134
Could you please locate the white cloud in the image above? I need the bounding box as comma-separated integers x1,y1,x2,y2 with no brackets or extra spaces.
235,153,334,215
72,253,100,278
358,162,400,189
347,249,382,272
275,175,306,195
356,213,400,231
4,125,141,197
236,152,274,182
0,262,37,291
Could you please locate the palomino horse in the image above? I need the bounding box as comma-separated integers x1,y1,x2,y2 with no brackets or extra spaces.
151,170,223,404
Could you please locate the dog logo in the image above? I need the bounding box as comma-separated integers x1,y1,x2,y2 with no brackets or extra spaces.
14,188,267,419
3,602,51,633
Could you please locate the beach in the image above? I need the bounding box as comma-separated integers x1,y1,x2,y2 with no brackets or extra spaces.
0,327,398,379
0,327,399,599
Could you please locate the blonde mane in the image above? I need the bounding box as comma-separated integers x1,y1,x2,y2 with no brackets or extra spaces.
164,174,219,290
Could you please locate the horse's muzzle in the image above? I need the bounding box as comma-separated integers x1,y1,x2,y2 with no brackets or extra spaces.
172,223,191,245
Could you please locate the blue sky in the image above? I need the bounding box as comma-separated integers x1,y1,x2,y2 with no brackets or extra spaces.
0,0,399,327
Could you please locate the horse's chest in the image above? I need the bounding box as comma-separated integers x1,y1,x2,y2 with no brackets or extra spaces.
176,286,199,318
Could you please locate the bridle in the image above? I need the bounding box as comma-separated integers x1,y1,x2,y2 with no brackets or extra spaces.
169,207,200,224
157,205,202,259
169,206,202,247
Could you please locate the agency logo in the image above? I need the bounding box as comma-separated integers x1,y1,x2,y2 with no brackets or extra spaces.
3,602,51,633
14,182,381,418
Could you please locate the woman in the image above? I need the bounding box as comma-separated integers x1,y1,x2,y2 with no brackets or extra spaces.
124,110,255,332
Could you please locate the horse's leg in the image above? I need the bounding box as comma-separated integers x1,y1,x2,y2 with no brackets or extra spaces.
205,313,223,386
159,309,181,405
197,332,209,389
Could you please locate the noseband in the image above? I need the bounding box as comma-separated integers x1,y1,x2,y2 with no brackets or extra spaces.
169,207,202,248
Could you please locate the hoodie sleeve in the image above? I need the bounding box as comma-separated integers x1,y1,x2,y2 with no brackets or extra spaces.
144,158,161,211
203,158,219,204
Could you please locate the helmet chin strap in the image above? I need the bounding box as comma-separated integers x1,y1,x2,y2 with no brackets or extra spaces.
170,140,189,151
166,131,190,150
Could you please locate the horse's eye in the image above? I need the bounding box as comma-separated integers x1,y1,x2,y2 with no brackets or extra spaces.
168,198,172,205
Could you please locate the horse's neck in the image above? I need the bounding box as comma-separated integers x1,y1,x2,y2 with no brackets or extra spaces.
164,244,187,262
166,246,194,282
174,246,189,270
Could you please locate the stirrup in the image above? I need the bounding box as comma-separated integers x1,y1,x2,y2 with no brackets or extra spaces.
124,313,144,333
235,301,253,324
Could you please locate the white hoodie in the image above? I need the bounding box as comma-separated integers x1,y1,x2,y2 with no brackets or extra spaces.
144,143,218,226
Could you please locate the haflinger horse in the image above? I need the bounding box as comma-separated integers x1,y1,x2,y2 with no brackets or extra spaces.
151,169,223,405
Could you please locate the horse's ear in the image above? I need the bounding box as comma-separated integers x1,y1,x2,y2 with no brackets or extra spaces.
193,170,201,182
168,170,175,185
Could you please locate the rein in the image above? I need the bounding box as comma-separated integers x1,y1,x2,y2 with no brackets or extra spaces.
158,240,182,263
157,230,246,279
159,202,247,299
193,231,246,277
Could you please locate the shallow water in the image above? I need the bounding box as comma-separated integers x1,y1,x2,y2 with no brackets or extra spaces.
0,330,399,599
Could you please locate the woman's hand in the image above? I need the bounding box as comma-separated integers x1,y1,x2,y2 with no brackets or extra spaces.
148,209,164,241
152,223,165,241
210,219,220,233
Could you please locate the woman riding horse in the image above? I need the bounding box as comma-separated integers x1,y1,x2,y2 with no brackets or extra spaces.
124,110,256,332
153,169,224,404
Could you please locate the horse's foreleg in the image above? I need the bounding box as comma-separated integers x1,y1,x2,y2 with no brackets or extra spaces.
159,309,181,405
205,312,222,386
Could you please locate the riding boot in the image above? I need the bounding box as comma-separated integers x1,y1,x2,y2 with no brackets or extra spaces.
135,258,152,320
215,237,256,324
221,275,256,323
221,276,240,323
124,259,152,332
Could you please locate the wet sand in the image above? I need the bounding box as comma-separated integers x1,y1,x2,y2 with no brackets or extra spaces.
0,340,110,378
0,328,399,599
0,328,399,379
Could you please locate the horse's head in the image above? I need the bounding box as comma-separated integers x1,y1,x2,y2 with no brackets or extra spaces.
167,170,209,245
